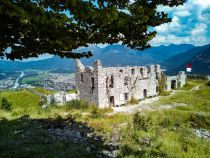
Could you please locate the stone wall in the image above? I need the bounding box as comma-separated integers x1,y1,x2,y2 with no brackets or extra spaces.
165,71,187,91
76,60,161,108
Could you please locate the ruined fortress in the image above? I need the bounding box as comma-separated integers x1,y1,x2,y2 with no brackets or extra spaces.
76,60,186,108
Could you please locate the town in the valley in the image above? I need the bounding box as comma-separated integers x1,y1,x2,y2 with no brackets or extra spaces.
0,59,191,108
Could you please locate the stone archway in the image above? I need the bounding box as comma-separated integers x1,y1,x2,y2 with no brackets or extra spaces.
171,80,177,89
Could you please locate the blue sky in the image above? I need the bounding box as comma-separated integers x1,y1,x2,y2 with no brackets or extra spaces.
149,0,210,46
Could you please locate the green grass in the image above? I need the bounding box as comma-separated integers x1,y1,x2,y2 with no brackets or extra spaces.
33,87,55,95
119,80,210,158
0,79,210,158
0,90,42,118
180,79,204,90
21,73,49,86
119,110,210,158
155,81,210,114
67,89,78,94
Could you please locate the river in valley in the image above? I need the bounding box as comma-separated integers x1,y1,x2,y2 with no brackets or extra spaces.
13,71,25,89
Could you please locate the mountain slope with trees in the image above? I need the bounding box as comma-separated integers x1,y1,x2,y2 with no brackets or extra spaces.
163,44,210,74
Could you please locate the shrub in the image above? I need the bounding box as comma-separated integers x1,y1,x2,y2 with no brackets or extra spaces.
159,91,170,96
65,99,90,110
206,81,210,86
129,96,139,105
50,95,57,106
39,96,47,106
133,112,152,131
90,106,105,118
0,97,12,111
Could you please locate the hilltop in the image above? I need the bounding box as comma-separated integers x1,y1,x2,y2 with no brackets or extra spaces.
0,79,210,157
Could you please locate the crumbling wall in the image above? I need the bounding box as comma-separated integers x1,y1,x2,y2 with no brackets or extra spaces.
76,59,161,108
165,71,187,91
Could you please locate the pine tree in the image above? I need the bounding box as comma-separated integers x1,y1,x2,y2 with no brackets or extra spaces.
0,97,12,111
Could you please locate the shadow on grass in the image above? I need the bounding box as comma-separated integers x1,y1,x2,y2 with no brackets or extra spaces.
0,115,117,158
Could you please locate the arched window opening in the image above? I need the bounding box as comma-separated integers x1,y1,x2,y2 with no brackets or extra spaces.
131,68,135,75
140,68,144,76
171,80,177,89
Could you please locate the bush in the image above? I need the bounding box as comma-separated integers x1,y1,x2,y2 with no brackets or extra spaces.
159,91,170,96
65,99,90,110
133,112,152,131
0,97,12,111
90,106,105,118
206,81,210,86
50,95,57,106
129,96,139,105
39,96,47,106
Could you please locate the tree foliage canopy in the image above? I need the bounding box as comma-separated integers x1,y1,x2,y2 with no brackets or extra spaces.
0,0,185,60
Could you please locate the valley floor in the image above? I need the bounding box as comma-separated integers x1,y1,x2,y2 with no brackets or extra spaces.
0,79,210,158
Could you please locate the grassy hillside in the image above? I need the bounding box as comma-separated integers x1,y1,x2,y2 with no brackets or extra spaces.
0,80,210,158
119,80,210,158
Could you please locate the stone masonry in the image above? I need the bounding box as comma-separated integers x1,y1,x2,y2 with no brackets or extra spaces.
165,71,187,91
75,60,166,108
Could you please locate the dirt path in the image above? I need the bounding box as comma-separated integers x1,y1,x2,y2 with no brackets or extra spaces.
111,90,186,114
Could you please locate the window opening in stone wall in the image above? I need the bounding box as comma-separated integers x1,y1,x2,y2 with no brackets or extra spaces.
143,89,147,98
131,68,135,75
106,77,109,93
155,65,158,72
91,77,95,93
156,86,159,93
81,74,84,83
109,75,114,88
124,76,129,85
124,93,128,101
156,74,159,80
120,69,123,73
140,68,144,76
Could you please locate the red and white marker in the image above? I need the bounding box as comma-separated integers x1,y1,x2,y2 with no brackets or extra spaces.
186,64,192,72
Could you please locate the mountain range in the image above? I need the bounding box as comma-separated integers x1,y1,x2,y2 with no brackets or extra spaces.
163,44,210,74
0,43,209,74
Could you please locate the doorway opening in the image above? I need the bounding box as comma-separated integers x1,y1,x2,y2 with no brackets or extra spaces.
171,80,177,89
109,96,115,107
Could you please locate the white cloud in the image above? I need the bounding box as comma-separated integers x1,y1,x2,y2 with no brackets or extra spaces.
191,0,210,8
173,10,191,17
151,0,210,46
191,23,207,35
155,16,182,33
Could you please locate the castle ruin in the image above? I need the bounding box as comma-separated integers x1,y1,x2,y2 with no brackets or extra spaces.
75,60,186,108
